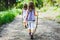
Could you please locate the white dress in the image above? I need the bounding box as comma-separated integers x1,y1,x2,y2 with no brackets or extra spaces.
22,9,27,22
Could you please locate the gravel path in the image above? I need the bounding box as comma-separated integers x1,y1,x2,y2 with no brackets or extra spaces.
0,15,60,40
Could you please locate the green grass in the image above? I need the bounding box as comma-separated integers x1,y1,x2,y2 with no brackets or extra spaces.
0,8,22,26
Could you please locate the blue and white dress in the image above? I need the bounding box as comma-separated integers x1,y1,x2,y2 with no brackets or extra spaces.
27,9,36,29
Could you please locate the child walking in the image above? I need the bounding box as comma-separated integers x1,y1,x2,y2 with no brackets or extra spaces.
22,3,28,28
26,2,37,39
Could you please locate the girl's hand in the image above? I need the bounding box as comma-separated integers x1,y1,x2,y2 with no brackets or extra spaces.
34,11,38,16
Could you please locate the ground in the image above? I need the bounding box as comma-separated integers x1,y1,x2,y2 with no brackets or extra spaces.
0,14,60,40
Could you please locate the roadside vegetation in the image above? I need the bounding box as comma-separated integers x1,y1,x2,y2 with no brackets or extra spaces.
0,0,60,26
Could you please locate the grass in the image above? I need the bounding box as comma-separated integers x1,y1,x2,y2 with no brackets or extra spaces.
0,8,22,26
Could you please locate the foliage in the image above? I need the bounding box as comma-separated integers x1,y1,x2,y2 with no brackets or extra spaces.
0,0,60,11
0,0,6,11
16,2,23,9
0,9,21,26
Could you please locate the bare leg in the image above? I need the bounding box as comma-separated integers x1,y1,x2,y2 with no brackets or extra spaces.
23,22,27,28
28,29,31,35
30,29,35,39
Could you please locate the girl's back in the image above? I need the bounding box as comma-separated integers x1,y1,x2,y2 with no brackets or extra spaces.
22,3,27,20
27,9,35,21
23,9,27,19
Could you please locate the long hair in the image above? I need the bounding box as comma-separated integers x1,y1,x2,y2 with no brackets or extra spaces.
28,2,35,11
23,3,27,10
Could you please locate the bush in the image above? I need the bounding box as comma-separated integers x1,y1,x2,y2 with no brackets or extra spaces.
2,13,15,24
0,9,21,26
16,2,23,9
15,9,22,15
0,11,15,25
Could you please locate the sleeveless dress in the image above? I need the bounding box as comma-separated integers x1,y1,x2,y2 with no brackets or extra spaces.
27,9,35,21
22,9,27,22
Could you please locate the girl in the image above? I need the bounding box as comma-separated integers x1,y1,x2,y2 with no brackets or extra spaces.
22,3,28,28
26,2,37,39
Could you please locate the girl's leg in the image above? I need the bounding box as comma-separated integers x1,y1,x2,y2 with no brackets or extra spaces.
28,21,31,35
28,21,35,39
25,21,28,27
31,29,35,35
30,21,35,39
28,21,32,39
23,22,27,28
28,29,34,39
31,21,35,35
28,29,31,35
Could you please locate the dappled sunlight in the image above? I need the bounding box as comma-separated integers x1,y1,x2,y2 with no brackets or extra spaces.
39,7,60,22
0,15,60,40
0,0,60,40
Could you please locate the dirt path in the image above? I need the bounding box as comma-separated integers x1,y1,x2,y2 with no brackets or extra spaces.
0,15,60,40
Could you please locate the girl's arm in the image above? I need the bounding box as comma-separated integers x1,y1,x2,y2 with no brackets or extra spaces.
34,10,38,16
25,10,28,20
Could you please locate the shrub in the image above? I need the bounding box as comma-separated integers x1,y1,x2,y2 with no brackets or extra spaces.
0,9,21,26
16,2,23,9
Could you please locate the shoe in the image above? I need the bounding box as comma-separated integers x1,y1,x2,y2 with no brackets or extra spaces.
29,33,31,36
31,35,34,39
25,25,27,28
